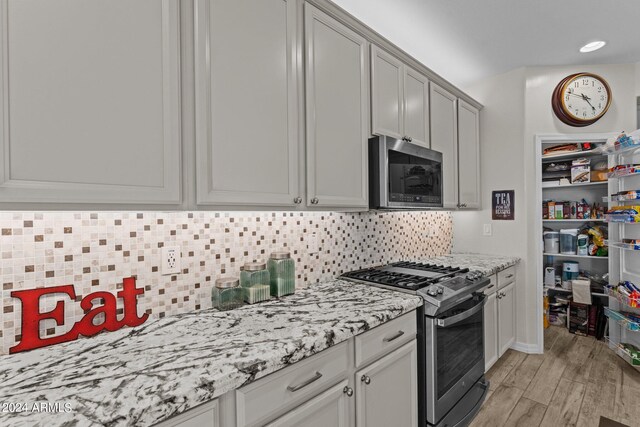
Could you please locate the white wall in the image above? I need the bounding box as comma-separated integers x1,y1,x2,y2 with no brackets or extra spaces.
454,63,638,351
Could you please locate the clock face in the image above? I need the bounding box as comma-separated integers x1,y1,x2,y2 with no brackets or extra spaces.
560,74,610,122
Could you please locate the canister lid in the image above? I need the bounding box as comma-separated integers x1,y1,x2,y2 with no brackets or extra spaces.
215,277,239,289
244,261,266,271
270,251,291,260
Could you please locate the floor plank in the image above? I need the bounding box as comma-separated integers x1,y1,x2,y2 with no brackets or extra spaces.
561,333,597,384
471,327,637,427
522,353,567,405
469,384,524,427
576,380,618,427
614,384,640,427
502,353,545,391
485,349,527,388
539,378,586,427
502,397,547,427
543,326,560,352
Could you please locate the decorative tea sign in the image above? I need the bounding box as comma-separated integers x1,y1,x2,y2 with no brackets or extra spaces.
492,190,515,220
10,277,148,354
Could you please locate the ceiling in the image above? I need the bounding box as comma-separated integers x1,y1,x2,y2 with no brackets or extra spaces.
332,0,640,88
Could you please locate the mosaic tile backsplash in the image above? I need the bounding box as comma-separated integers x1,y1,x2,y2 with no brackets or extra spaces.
0,210,452,355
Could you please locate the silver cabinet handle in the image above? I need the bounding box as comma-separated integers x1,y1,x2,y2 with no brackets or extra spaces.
505,274,514,279
361,375,371,385
343,386,353,397
287,371,322,392
310,197,319,205
293,197,302,204
383,330,405,343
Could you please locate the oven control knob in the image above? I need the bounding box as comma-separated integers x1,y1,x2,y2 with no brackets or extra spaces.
427,287,438,297
437,286,444,294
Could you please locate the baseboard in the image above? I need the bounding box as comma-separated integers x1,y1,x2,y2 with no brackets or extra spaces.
510,341,543,354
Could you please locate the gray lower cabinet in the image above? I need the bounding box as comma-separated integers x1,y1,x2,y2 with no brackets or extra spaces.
355,340,418,427
266,380,351,427
484,289,498,371
194,0,302,207
457,99,481,209
304,4,369,209
0,0,182,206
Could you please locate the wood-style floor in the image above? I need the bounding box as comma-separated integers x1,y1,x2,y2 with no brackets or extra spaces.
469,326,640,427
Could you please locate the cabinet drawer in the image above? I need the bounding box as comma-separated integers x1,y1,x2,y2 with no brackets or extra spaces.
355,311,417,368
482,274,497,295
497,266,516,289
236,340,349,427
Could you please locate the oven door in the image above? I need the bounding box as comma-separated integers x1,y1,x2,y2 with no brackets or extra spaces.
425,296,485,425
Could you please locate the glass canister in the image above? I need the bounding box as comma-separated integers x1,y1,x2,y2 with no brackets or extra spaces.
240,262,271,304
268,251,295,297
211,277,244,311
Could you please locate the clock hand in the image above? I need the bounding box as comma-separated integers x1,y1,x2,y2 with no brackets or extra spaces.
580,93,597,112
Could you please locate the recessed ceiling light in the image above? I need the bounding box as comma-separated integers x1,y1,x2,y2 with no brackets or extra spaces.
579,41,606,53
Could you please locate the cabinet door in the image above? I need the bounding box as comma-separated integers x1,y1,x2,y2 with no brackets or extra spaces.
266,380,351,427
371,45,403,140
194,0,301,207
457,99,481,208
484,291,498,372
355,340,417,427
429,83,458,209
305,4,369,208
498,282,516,356
0,0,181,205
403,67,429,148
155,399,219,427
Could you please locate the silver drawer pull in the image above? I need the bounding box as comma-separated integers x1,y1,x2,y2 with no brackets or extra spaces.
383,330,405,343
287,371,323,392
505,274,514,279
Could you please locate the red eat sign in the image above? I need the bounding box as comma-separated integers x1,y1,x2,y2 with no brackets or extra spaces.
10,277,148,354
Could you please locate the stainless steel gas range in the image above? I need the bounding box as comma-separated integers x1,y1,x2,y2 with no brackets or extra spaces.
341,262,491,427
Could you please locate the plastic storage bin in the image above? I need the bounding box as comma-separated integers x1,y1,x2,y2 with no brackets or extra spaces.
544,231,560,254
560,229,578,254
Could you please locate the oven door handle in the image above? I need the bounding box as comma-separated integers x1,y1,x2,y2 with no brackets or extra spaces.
436,300,484,328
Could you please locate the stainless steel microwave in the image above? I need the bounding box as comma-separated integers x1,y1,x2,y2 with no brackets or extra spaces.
369,136,443,209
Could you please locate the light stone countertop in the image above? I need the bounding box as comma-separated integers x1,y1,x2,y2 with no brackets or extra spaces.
0,280,422,427
418,252,521,276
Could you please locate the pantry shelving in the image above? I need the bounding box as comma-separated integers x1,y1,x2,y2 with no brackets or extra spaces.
603,133,640,368
543,253,608,260
604,307,640,332
536,133,614,347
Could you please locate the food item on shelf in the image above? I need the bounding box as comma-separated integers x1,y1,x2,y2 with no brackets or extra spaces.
611,190,640,201
543,143,579,155
606,282,640,307
621,343,640,365
608,164,640,177
606,205,640,223
571,158,591,183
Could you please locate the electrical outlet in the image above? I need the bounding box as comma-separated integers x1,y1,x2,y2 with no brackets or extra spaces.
161,246,181,275
308,232,319,254
483,224,492,237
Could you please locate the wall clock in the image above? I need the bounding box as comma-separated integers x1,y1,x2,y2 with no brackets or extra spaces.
551,72,612,127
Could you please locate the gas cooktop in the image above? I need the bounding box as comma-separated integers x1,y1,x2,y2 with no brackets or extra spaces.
341,262,489,315
341,262,470,291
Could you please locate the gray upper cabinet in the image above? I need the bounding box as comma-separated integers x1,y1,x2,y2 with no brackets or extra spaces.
0,0,181,205
371,46,429,148
429,82,458,209
371,46,403,140
457,99,481,209
194,0,301,207
304,4,369,209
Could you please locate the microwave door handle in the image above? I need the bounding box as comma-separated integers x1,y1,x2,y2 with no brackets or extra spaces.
436,299,485,328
